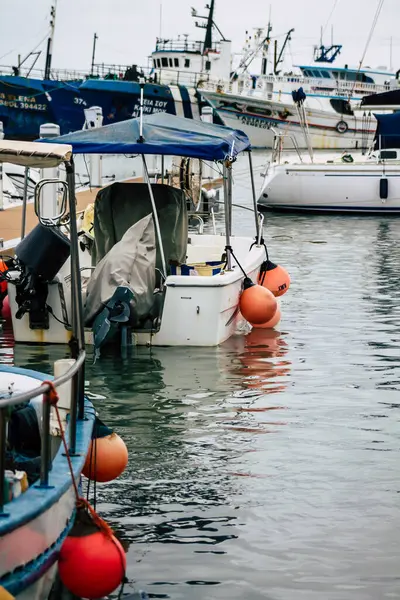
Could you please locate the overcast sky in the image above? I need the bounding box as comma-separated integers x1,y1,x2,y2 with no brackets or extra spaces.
0,0,398,75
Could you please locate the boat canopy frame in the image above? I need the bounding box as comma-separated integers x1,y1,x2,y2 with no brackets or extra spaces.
0,141,88,520
41,109,262,277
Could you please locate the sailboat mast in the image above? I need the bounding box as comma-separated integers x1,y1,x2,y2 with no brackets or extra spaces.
203,0,215,54
44,2,57,80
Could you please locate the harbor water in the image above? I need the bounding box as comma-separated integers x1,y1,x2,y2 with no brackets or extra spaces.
2,151,400,599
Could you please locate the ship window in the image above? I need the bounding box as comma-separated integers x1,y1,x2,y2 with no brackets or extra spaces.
185,58,190,68
169,58,173,67
205,60,211,71
247,106,272,116
157,59,161,68
380,150,397,159
161,57,168,67
312,70,322,78
174,58,179,67
330,98,354,115
321,70,331,79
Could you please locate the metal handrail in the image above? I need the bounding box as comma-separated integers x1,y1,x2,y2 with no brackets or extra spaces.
0,349,86,511
0,351,85,409
0,159,86,513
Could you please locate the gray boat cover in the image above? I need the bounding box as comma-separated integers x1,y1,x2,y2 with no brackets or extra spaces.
84,213,156,326
92,183,188,277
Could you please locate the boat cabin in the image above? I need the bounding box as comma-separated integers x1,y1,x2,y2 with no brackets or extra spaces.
151,38,231,86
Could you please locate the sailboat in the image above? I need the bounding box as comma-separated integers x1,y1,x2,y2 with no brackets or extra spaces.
258,111,400,214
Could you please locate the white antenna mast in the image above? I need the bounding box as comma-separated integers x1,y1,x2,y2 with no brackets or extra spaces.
159,2,163,38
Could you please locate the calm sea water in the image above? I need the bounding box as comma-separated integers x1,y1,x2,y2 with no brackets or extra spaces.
2,151,400,599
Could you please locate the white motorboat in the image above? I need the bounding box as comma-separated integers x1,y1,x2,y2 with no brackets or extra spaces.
258,112,400,214
3,112,270,350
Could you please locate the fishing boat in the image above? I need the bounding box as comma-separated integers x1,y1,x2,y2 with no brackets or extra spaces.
258,111,400,214
200,55,398,150
0,140,96,598
198,0,399,150
0,0,227,140
3,111,267,350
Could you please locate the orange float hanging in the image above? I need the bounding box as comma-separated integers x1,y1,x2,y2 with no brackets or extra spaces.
0,260,9,320
239,277,277,325
1,296,11,321
83,431,128,483
258,260,290,297
253,305,281,329
0,260,7,296
59,506,126,599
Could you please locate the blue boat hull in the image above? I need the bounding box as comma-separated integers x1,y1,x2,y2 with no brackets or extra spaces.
0,76,210,139
0,76,86,140
0,365,95,599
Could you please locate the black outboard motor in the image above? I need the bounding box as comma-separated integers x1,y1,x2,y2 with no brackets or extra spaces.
13,223,71,329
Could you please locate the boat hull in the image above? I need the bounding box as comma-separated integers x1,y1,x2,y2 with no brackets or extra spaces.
0,367,95,599
0,76,85,140
258,163,400,213
201,90,373,150
8,235,266,346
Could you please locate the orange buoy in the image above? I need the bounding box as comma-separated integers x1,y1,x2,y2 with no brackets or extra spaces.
239,279,277,325
258,260,290,297
59,530,126,598
253,306,281,329
83,432,128,483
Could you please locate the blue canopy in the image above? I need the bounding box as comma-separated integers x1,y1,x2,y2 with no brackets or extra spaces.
373,112,400,150
39,112,251,161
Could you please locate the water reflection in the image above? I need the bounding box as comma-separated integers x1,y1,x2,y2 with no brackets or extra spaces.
5,204,400,599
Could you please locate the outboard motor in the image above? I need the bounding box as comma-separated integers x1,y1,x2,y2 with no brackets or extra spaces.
13,223,70,329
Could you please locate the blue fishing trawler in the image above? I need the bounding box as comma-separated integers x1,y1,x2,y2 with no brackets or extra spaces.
0,1,225,139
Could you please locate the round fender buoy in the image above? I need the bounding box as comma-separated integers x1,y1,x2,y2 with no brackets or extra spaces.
258,260,290,297
239,279,277,325
83,432,128,483
1,295,11,321
59,530,126,599
336,120,348,134
253,305,281,329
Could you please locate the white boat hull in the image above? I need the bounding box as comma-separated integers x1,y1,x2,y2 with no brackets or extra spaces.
8,235,266,347
201,91,374,150
258,163,400,213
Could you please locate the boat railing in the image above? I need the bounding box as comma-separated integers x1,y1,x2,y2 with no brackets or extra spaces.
154,38,221,54
0,64,88,81
208,73,391,98
269,128,303,165
0,349,86,513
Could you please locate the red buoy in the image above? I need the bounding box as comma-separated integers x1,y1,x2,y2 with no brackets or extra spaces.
83,432,128,483
258,260,290,297
253,306,281,329
0,260,7,296
1,295,11,321
239,279,277,325
59,530,126,599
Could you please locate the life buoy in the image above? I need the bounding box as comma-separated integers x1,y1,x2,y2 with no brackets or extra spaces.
336,120,348,134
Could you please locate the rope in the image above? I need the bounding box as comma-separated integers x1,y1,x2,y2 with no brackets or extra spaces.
41,381,128,593
321,0,340,41
41,381,112,537
348,0,385,99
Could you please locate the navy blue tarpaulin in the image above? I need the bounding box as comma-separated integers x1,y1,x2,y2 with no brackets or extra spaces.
39,112,251,161
373,112,400,150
